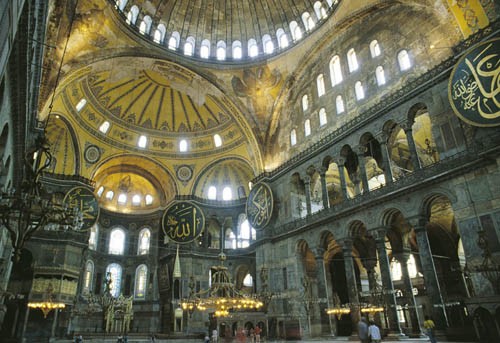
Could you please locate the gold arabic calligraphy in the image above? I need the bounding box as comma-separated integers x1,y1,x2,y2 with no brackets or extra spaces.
451,40,500,122
164,203,203,242
247,183,273,229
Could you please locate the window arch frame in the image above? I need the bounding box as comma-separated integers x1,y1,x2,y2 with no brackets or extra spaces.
108,227,126,255
347,48,359,73
134,264,148,299
153,24,166,44
398,49,411,71
184,36,196,56
248,38,259,58
290,129,297,146
137,228,151,255
376,65,386,86
317,74,325,97
304,119,311,137
106,263,123,297
200,39,211,59
83,260,94,294
301,12,315,31
319,108,327,126
126,5,139,25
168,31,180,50
276,28,289,49
336,95,345,114
232,40,242,59
329,55,343,86
370,40,381,58
355,81,365,100
139,15,152,35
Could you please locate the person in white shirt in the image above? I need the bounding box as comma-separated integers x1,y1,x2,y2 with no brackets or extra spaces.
212,328,218,343
368,321,382,343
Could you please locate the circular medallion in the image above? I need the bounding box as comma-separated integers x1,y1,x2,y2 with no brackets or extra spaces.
63,186,100,230
162,201,205,244
84,145,101,164
246,182,273,229
176,165,193,182
448,38,500,127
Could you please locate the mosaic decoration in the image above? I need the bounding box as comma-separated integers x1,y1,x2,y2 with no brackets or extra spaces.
63,187,100,230
448,38,500,127
162,201,205,244
246,182,273,229
84,145,101,164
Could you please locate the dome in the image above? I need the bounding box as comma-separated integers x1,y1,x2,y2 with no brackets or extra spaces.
114,0,341,61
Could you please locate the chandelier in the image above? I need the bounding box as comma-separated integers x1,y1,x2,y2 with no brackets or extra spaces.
326,292,351,320
0,136,83,261
181,252,263,317
470,228,500,294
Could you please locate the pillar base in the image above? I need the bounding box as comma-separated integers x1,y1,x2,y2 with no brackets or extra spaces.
385,331,408,340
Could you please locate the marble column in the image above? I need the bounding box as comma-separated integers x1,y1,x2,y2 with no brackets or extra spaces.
314,248,330,335
376,133,394,184
401,123,421,171
395,249,422,336
304,175,312,216
355,146,370,193
410,216,448,328
373,229,403,335
342,239,360,331
336,158,348,200
319,167,329,209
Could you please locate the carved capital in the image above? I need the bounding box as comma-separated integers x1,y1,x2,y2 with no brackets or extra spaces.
399,121,413,132
354,145,367,156
335,157,346,166
407,215,427,231
318,166,328,176
304,175,311,184
313,247,326,259
369,227,389,243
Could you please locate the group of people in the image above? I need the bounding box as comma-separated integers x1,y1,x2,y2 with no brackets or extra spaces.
358,315,437,343
357,317,382,343
207,325,262,343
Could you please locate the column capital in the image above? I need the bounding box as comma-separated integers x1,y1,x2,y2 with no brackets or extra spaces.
374,132,390,144
317,166,328,176
407,215,427,231
369,227,389,242
394,247,412,263
399,121,413,132
313,247,326,259
304,175,311,184
334,157,346,166
354,145,367,156
341,239,353,252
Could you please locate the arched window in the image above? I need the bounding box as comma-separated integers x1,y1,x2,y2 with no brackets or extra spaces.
376,66,386,86
248,39,259,58
168,31,180,50
290,21,302,41
145,194,153,205
319,108,327,126
314,2,327,19
83,260,94,293
89,224,98,250
153,24,166,44
200,39,211,59
290,129,297,146
105,190,114,200
208,186,217,200
132,194,141,205
355,81,365,100
262,34,274,54
329,55,343,86
76,98,87,112
184,36,195,56
138,228,151,255
317,74,325,97
398,49,411,71
179,139,187,152
243,273,253,287
225,229,236,249
117,193,127,204
138,135,147,148
134,264,148,299
232,41,242,59
276,28,289,49
109,228,125,255
115,0,128,12
370,40,381,58
97,186,104,197
126,5,139,25
222,186,232,201
302,12,315,31
139,15,152,35
106,263,122,297
213,134,222,147
216,41,226,60
302,94,309,112
347,48,358,72
304,119,311,137
336,95,345,114
239,219,256,247
99,121,110,133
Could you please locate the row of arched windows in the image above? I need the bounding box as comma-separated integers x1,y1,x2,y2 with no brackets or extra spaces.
115,0,340,61
291,41,412,146
83,261,148,299
89,225,151,256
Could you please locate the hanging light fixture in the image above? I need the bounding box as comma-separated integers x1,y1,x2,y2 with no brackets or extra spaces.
0,135,83,261
181,252,263,317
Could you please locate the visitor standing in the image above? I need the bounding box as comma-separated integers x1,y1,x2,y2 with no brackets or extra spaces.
368,321,382,343
212,328,218,343
357,316,369,343
254,325,261,343
424,315,437,343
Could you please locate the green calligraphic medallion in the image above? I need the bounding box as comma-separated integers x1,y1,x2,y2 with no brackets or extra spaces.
448,38,500,127
63,186,100,230
246,182,273,230
162,201,205,244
